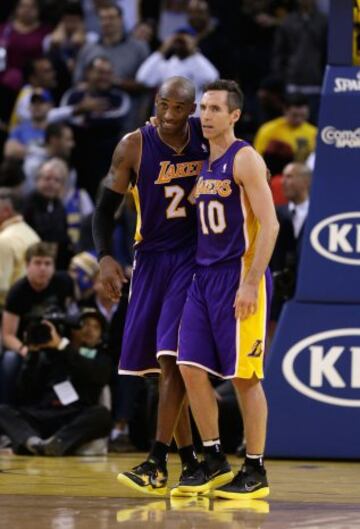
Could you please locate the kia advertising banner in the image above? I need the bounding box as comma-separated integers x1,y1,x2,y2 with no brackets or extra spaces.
297,66,360,302
265,301,360,459
265,65,360,459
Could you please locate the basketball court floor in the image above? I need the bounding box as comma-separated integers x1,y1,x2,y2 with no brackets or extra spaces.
1,453,359,529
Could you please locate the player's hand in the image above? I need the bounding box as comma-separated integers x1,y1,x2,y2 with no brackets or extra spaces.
99,255,128,302
234,283,258,320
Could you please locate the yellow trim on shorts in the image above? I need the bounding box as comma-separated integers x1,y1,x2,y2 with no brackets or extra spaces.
236,188,266,379
235,274,267,379
131,184,143,243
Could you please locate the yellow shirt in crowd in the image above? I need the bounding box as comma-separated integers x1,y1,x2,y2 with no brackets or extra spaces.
254,117,317,162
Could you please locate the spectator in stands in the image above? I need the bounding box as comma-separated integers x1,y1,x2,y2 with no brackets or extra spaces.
185,0,234,78
0,188,40,309
4,89,52,161
43,0,98,94
23,159,73,269
262,139,294,206
256,74,285,126
82,0,140,36
23,122,75,193
254,94,317,163
0,308,112,456
270,162,311,326
0,242,75,404
61,56,131,198
136,28,218,107
272,0,327,122
131,18,160,51
9,56,56,130
74,2,149,129
0,0,51,121
73,3,149,89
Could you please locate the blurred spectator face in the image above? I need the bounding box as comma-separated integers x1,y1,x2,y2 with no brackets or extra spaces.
49,127,75,159
27,256,55,288
132,21,155,43
282,163,309,202
15,0,39,25
30,91,52,122
98,7,123,39
63,13,83,35
169,33,196,59
30,99,51,122
36,163,65,199
284,104,309,128
200,90,240,140
87,58,113,91
187,0,210,33
32,59,56,89
79,316,102,347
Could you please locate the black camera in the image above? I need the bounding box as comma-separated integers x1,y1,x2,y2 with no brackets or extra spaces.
24,309,81,347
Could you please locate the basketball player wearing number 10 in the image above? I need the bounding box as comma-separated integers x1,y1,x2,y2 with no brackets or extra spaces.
92,76,209,495
177,80,279,499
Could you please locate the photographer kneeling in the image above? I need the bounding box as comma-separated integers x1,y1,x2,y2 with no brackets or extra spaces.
0,309,112,456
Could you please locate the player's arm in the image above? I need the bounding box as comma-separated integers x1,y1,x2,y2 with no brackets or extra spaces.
233,147,279,320
92,131,141,301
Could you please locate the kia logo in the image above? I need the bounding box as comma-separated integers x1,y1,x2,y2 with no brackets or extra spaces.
310,212,360,265
282,329,360,408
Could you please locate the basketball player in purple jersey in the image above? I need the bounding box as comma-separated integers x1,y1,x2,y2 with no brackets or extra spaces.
176,80,279,498
92,77,208,495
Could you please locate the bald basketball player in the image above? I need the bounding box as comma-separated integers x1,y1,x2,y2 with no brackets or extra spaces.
93,76,209,495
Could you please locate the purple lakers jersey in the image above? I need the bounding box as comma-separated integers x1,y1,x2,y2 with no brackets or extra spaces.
195,140,259,266
131,118,208,252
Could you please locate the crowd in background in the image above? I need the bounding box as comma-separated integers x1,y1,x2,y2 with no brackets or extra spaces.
0,0,328,456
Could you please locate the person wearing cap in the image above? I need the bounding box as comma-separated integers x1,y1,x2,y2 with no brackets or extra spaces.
4,88,52,161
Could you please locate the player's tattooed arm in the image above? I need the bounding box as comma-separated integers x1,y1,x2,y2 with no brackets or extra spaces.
105,130,142,194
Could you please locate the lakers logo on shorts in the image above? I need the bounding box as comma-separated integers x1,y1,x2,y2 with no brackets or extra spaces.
247,340,263,358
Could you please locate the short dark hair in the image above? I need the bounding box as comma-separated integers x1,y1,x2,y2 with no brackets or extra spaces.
25,242,57,264
0,187,23,213
0,159,25,188
203,79,244,111
284,93,309,109
61,0,83,17
45,122,69,144
23,56,51,83
98,1,123,17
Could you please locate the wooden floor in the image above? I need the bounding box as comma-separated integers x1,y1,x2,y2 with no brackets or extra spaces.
1,453,360,529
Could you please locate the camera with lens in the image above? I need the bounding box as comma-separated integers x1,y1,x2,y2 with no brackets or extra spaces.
24,308,81,347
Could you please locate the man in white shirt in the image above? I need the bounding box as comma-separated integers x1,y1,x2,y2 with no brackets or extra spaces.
136,28,218,109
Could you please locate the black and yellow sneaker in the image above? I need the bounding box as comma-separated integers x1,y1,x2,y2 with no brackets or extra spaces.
171,463,202,497
214,464,269,500
177,459,234,495
117,458,168,496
